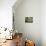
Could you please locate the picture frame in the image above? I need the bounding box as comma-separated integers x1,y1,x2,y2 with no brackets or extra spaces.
25,17,33,23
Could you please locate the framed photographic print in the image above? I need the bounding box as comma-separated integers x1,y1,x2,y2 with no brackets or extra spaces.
25,17,33,23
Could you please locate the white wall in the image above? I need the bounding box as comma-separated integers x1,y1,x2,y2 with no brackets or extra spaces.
13,0,41,46
41,0,46,46
0,0,16,30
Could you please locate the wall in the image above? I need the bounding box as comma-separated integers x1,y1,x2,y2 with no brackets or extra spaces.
41,0,46,46
0,0,16,30
13,0,41,46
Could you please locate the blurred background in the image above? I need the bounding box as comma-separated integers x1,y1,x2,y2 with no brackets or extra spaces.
0,0,46,46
